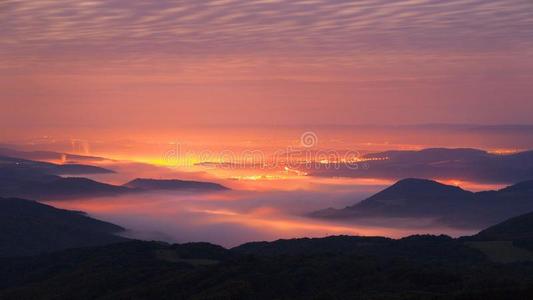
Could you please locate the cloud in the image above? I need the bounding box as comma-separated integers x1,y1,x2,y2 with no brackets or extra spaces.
1,0,532,129
2,0,532,58
45,187,475,248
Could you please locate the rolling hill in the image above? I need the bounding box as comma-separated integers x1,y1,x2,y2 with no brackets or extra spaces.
0,155,114,175
0,197,127,257
312,178,533,228
474,211,533,241
124,178,229,192
0,155,228,200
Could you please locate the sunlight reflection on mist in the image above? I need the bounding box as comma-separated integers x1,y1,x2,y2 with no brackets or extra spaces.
45,188,476,248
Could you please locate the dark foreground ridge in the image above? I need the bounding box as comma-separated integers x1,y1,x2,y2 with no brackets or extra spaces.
0,197,127,257
3,197,533,299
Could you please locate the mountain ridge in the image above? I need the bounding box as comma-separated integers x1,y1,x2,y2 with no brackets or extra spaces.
124,178,229,192
0,155,229,200
307,148,533,184
311,178,533,228
0,197,127,257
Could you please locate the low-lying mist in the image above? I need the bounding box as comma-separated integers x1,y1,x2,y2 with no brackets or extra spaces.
46,187,476,248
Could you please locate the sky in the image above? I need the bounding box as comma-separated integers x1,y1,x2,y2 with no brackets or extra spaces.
2,1,533,244
1,0,533,139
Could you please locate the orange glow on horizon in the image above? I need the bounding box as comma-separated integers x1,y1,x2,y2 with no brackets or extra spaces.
435,179,506,192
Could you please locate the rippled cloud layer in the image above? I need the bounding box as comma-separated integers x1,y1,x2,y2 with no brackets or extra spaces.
2,0,532,57
1,0,533,130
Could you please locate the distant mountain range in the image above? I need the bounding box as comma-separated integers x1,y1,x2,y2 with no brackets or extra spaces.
0,155,229,200
0,175,230,201
0,176,131,200
306,148,533,184
311,178,533,228
0,147,109,163
0,197,126,257
124,178,229,192
0,155,114,175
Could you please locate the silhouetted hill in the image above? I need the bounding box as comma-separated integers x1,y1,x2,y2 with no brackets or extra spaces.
312,178,533,228
3,233,533,299
0,161,229,200
0,197,127,257
0,147,109,163
498,179,533,193
306,148,533,184
234,234,485,263
474,211,533,241
353,178,474,215
6,207,533,298
0,155,225,200
233,235,392,255
0,176,131,200
312,178,474,218
124,178,229,192
0,155,114,175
